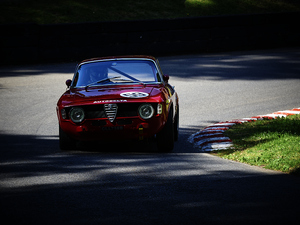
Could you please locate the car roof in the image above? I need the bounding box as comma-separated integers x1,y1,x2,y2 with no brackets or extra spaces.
78,55,157,65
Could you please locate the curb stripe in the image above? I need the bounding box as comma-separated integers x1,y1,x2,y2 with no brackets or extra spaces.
189,107,300,152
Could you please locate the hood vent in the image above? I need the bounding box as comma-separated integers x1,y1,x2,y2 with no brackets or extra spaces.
104,104,118,123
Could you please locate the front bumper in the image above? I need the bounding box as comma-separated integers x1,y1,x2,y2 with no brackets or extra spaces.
59,115,165,141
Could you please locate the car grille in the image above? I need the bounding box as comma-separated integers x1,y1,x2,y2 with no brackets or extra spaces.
104,104,118,122
82,103,142,120
65,103,157,124
84,105,106,119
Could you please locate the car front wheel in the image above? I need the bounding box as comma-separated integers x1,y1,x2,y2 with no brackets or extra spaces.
156,108,174,152
59,125,76,150
174,106,179,141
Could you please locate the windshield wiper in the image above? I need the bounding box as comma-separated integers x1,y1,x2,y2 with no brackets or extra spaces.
108,67,145,86
112,78,145,86
85,76,121,91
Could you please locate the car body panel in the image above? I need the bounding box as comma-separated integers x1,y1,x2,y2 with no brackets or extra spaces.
56,56,179,147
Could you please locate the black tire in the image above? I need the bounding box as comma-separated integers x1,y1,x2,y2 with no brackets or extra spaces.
174,106,179,141
59,125,76,150
156,108,174,152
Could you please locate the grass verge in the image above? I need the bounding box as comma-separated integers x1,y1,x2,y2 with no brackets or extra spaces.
1,0,300,24
212,114,300,176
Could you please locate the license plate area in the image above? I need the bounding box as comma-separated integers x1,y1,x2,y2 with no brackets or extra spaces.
101,126,124,131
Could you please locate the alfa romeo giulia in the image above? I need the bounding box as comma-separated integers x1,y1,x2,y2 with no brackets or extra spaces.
56,56,179,152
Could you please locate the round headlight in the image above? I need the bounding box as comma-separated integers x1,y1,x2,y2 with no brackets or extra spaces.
69,107,85,123
138,104,154,120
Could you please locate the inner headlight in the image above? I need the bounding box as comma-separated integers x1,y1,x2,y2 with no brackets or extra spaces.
157,104,163,114
69,107,85,123
61,108,67,119
138,104,154,120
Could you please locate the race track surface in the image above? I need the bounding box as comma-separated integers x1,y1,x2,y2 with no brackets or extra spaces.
1,48,299,225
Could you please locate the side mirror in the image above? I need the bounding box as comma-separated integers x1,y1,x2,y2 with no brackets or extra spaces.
66,79,72,88
163,74,169,83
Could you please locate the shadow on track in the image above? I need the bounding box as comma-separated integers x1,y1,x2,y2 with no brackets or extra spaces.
1,132,300,225
159,48,300,80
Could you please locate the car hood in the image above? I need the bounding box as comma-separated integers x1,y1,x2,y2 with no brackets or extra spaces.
61,85,162,106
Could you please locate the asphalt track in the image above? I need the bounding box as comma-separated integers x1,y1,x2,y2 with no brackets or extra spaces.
0,48,300,224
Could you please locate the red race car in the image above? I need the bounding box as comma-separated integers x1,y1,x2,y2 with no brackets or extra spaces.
56,56,179,152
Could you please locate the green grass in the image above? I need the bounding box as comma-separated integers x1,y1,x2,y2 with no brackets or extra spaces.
213,114,300,175
1,0,300,24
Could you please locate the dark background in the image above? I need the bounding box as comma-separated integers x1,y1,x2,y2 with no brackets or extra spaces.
1,12,300,65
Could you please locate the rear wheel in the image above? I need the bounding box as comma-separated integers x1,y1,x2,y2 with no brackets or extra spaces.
59,126,76,150
156,108,174,152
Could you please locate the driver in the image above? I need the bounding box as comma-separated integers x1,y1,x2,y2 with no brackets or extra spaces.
87,65,108,83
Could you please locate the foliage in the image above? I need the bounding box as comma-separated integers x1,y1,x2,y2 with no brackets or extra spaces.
1,0,300,24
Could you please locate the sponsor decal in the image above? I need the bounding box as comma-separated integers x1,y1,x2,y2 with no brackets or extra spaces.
120,92,149,98
93,99,127,103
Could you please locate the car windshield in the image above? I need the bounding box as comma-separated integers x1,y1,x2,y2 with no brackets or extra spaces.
72,59,162,88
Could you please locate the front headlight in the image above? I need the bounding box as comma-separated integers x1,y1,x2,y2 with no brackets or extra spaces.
69,107,85,123
138,104,154,120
